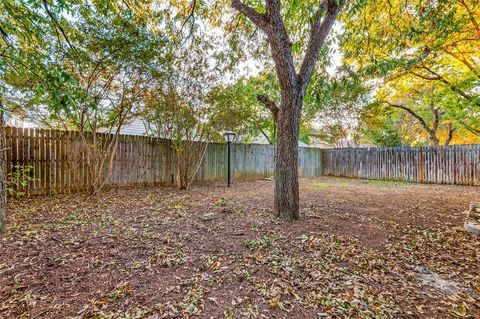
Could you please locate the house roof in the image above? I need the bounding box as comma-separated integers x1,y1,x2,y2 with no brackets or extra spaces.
3,113,37,128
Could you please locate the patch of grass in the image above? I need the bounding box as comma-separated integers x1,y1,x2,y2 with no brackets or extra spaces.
15,208,35,220
215,197,230,207
255,281,292,310
54,256,69,266
108,283,132,300
337,182,351,187
84,308,152,319
181,277,204,315
177,233,191,242
174,203,187,217
149,249,187,268
310,182,331,189
233,265,253,280
304,180,353,190
24,229,43,240
243,239,258,251
224,308,234,319
243,233,279,251
64,214,82,222
98,216,120,229
206,276,218,286
366,179,411,186
44,224,67,232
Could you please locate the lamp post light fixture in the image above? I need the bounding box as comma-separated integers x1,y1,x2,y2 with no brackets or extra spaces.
223,131,236,187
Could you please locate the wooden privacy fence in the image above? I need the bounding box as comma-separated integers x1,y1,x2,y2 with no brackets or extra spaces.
4,127,324,195
323,145,480,185
7,127,479,195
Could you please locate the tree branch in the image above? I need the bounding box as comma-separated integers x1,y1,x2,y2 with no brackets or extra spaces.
460,121,480,137
445,123,455,146
443,49,480,79
458,0,480,33
0,25,10,47
422,67,477,102
409,70,440,81
265,0,280,15
42,0,75,51
257,94,279,121
232,0,296,96
256,124,273,145
231,0,268,30
298,0,344,92
388,102,431,135
429,98,440,133
410,68,479,106
180,0,197,35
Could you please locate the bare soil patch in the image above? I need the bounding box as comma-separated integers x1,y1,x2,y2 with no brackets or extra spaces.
1,177,479,318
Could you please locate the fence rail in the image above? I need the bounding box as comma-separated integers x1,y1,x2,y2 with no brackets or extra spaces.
4,127,324,195
322,145,480,185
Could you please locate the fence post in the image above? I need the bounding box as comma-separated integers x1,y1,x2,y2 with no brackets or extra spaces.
419,147,424,183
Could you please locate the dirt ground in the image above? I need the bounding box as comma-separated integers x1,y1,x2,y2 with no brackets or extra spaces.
1,177,479,319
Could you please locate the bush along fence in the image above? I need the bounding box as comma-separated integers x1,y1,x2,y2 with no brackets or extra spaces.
4,127,324,195
322,145,480,186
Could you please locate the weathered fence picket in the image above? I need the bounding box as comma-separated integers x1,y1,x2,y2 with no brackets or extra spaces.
322,145,480,186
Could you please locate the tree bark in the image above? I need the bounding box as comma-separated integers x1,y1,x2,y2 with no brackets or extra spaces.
274,92,303,220
445,123,455,146
0,112,6,235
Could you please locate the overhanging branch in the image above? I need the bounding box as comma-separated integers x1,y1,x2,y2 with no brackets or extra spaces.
387,102,431,134
460,121,480,136
42,0,75,51
180,0,197,35
422,67,477,102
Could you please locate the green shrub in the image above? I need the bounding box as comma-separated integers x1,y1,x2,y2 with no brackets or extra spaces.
7,165,35,196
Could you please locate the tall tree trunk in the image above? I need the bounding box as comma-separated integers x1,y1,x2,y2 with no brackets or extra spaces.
274,93,303,220
0,113,6,235
232,0,344,220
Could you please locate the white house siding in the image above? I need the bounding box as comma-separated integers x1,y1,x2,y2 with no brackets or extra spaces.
99,118,150,136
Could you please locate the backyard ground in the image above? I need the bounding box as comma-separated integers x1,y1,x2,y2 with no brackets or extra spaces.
1,177,479,319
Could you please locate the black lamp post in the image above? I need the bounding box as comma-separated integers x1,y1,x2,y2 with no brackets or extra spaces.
223,131,236,187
